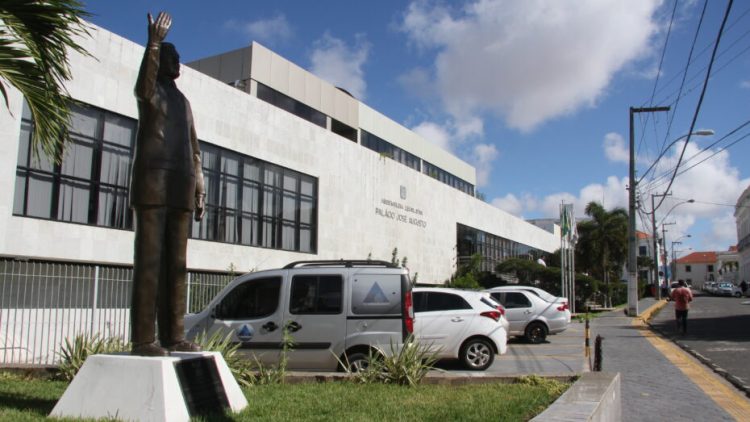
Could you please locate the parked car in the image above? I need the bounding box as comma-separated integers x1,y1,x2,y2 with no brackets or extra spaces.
412,287,508,370
183,260,413,371
716,282,742,297
703,281,719,295
484,286,571,344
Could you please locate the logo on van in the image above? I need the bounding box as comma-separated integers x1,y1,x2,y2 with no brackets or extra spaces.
363,282,390,304
237,324,254,342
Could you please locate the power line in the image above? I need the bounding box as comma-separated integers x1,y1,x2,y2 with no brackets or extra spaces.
637,0,680,160
657,0,709,159
648,2,750,104
654,0,735,212
641,117,750,191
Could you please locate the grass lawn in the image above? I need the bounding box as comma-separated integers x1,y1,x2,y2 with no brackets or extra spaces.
0,372,568,421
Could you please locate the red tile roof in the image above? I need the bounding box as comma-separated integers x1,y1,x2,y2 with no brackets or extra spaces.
636,231,651,240
676,252,717,264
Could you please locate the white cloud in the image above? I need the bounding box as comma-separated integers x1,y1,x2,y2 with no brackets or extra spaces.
399,0,662,131
492,140,748,251
309,33,370,100
225,14,293,44
412,121,452,151
472,143,498,186
603,132,629,163
491,194,524,216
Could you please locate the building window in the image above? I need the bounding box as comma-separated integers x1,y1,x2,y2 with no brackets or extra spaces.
457,223,543,273
707,265,714,272
256,82,326,128
685,265,692,273
331,118,357,142
13,101,135,230
639,245,648,256
192,143,317,253
423,161,475,196
360,130,420,171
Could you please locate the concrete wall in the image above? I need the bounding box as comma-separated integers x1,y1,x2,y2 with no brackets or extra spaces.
531,372,621,422
0,23,558,283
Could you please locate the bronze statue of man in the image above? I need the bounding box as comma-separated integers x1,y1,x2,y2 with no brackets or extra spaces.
130,12,205,356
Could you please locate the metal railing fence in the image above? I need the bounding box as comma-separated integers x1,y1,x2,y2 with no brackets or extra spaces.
0,258,231,366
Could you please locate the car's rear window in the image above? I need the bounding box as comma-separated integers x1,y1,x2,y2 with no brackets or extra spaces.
526,288,556,302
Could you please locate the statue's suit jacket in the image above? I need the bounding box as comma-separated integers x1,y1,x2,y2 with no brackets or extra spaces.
130,45,201,211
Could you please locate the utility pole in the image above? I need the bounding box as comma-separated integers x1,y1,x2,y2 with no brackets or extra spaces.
651,193,670,300
628,106,669,317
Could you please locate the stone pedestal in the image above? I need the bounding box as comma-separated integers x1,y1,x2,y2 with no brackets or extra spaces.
50,351,247,422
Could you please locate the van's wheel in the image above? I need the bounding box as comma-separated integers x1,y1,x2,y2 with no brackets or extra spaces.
459,338,494,371
342,351,370,373
735,292,742,298
525,322,547,344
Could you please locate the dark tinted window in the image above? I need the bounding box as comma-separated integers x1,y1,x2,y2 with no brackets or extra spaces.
216,277,281,319
491,292,532,309
413,292,472,312
14,101,135,229
290,275,342,314
256,82,326,128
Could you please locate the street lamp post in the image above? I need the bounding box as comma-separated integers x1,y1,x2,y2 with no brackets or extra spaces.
629,106,669,317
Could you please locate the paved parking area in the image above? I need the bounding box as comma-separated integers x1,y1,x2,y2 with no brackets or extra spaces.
432,319,587,377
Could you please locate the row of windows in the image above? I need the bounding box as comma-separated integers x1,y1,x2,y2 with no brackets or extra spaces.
360,130,420,171
193,143,317,253
423,162,475,196
457,223,545,273
253,83,476,197
13,101,318,254
14,102,135,229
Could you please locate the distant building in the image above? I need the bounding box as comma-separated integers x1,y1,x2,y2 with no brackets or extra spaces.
736,184,750,283
717,246,740,284
673,252,718,289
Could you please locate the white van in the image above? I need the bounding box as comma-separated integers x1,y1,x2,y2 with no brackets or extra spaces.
184,260,414,371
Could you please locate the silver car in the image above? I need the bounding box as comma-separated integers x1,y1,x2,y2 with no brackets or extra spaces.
716,282,742,297
484,286,571,343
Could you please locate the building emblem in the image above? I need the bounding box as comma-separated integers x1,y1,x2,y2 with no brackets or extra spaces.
400,185,407,200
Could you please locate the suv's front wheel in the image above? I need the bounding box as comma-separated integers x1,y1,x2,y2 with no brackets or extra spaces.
459,338,494,370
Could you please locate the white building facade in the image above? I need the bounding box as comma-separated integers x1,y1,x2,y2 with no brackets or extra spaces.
736,185,750,284
0,24,559,285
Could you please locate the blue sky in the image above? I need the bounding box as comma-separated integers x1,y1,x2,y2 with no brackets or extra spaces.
85,0,750,255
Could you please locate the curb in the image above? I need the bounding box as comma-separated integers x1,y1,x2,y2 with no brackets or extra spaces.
643,304,750,399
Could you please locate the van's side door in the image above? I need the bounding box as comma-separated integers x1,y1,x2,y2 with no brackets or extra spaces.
206,275,285,365
283,272,347,370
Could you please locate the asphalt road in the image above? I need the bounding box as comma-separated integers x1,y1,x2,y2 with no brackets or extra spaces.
650,293,750,389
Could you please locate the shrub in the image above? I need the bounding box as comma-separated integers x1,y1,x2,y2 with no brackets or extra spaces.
57,334,127,382
514,374,569,396
196,322,295,386
341,335,438,386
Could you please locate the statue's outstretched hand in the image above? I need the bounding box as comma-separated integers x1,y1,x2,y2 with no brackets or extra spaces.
147,12,171,45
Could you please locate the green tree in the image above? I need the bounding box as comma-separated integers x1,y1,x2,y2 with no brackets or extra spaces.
0,0,90,163
575,202,628,307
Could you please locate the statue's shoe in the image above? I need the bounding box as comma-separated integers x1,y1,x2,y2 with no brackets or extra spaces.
131,342,169,357
167,340,202,352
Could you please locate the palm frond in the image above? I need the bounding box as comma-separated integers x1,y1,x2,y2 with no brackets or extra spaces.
0,0,91,163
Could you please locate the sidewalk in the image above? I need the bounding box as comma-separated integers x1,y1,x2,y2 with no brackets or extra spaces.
591,298,742,421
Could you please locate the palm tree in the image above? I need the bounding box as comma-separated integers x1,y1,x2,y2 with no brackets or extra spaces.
576,202,628,307
0,0,90,163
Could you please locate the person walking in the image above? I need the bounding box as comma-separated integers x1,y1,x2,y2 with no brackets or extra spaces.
740,280,748,296
670,279,693,335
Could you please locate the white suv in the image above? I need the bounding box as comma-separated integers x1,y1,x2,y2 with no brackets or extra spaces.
413,287,508,370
